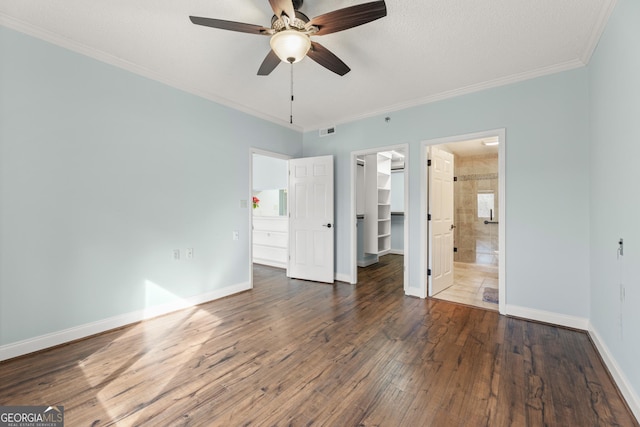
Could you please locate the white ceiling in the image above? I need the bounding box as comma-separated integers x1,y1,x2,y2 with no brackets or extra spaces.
441,137,499,157
0,0,616,131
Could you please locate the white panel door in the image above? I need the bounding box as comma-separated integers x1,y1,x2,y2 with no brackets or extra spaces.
288,155,334,283
428,147,454,295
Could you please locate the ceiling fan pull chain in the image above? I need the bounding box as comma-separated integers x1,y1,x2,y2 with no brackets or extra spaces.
290,61,294,124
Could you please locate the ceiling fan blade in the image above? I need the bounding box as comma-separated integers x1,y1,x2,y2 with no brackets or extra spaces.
189,16,270,35
307,42,350,76
306,1,387,36
269,0,296,20
258,50,282,75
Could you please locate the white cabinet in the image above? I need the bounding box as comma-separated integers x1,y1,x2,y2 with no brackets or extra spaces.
252,216,288,268
364,152,392,255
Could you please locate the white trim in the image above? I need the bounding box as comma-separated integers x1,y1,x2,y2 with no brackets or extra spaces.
588,322,640,421
250,148,294,161
420,129,506,316
403,152,410,292
497,130,506,315
419,142,428,300
505,305,589,330
0,281,250,362
1,14,593,134
389,249,404,255
349,144,410,290
253,259,287,269
309,60,585,132
349,154,359,284
580,0,618,64
335,273,352,283
405,287,426,299
0,14,303,132
358,257,379,268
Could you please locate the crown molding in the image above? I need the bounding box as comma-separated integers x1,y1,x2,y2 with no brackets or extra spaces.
307,58,586,132
580,0,617,64
2,8,605,134
0,14,303,133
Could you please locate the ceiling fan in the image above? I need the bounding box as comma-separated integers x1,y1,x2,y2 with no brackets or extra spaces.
189,0,387,76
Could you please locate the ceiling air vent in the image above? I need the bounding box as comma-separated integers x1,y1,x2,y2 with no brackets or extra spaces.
319,126,336,137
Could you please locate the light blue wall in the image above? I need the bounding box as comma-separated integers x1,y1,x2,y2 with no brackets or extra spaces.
589,0,640,404
0,27,301,346
390,170,404,212
303,69,591,317
390,214,404,253
390,171,404,253
253,154,288,191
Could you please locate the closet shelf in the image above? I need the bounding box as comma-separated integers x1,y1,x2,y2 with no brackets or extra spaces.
364,152,392,255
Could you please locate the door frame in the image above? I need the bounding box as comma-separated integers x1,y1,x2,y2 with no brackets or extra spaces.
249,148,293,289
420,129,506,314
349,143,409,292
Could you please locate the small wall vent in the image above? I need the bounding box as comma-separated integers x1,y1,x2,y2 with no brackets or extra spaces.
319,126,336,137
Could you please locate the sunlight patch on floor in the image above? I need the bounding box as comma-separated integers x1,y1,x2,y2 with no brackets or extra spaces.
77,280,220,424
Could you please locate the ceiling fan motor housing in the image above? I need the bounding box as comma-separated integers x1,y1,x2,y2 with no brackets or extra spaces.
271,11,310,31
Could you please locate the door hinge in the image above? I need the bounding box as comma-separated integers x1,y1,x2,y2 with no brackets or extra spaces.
427,213,431,221
454,247,458,252
454,176,458,182
427,269,432,276
427,159,432,167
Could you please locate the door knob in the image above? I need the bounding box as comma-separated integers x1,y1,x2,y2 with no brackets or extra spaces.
323,223,333,228
450,224,456,230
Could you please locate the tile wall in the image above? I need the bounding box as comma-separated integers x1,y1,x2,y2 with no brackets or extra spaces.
453,153,499,265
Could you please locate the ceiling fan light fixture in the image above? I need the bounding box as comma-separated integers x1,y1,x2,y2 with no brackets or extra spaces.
270,29,311,64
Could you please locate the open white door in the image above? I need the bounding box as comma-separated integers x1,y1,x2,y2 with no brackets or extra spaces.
288,155,334,283
428,146,454,295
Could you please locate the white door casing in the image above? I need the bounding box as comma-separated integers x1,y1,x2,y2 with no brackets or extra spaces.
428,146,454,295
288,155,335,283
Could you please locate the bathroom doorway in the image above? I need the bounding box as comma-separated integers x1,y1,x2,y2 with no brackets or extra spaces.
422,130,505,313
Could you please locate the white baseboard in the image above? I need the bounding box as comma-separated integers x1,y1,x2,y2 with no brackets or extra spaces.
389,249,404,255
357,258,378,268
335,272,352,283
499,306,639,422
253,259,287,269
505,304,589,330
0,281,250,362
405,286,426,299
588,323,640,421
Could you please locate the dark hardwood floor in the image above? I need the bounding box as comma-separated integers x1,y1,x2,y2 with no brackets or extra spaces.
0,254,636,426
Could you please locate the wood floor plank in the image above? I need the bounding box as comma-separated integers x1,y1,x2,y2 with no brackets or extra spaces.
0,255,637,426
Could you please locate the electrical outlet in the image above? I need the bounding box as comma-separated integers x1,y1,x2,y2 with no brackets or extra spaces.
233,231,239,241
186,248,194,259
173,249,180,260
